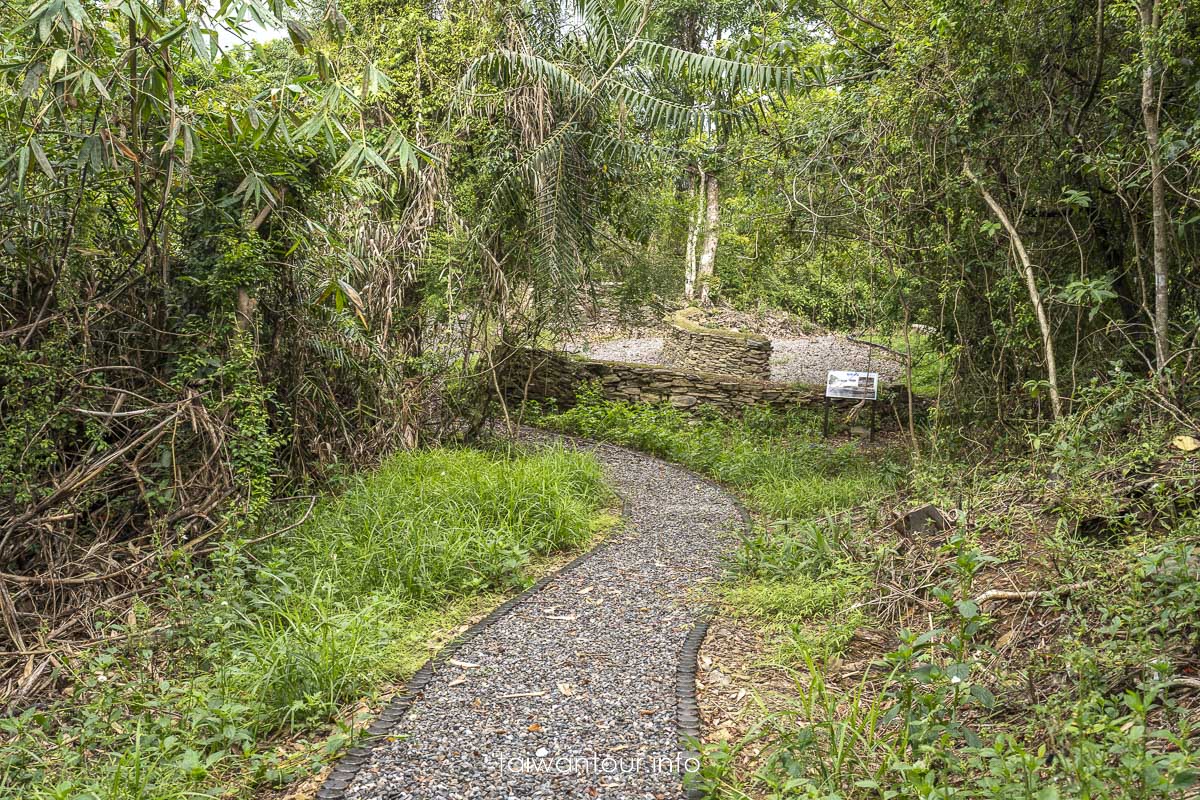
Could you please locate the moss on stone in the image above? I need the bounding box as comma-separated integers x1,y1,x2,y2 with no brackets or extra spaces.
665,307,772,344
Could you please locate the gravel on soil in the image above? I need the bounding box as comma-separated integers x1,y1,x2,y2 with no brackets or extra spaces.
573,335,903,385
769,336,903,384
340,436,742,800
565,338,667,368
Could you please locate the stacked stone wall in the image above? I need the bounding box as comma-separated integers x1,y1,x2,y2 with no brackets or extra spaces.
500,347,821,414
660,308,771,379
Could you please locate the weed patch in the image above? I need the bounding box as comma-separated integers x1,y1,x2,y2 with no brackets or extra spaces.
723,575,864,622
686,379,1200,799
0,445,609,799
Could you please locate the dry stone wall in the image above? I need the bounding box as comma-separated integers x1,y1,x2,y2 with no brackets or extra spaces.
500,347,822,414
660,308,772,379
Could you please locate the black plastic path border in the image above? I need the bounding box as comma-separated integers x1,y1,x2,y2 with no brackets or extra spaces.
314,432,752,800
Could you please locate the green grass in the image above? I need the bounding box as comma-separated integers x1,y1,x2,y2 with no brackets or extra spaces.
525,386,902,667
686,378,1200,800
272,447,608,606
0,444,610,800
723,574,864,622
525,383,903,522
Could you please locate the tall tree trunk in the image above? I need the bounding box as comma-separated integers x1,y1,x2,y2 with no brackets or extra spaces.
697,172,720,305
965,163,1062,420
1139,0,1170,370
683,170,702,301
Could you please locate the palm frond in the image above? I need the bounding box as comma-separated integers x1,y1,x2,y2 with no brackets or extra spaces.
460,49,590,103
565,0,642,63
484,122,577,215
579,130,659,165
608,81,704,130
530,163,595,300
630,39,792,93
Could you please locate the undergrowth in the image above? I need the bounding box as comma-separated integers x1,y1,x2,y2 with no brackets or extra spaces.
861,330,952,399
684,376,1200,799
0,445,609,800
526,377,1200,798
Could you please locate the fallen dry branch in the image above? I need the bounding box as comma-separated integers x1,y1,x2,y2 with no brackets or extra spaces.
0,550,159,587
973,581,1093,607
0,389,242,702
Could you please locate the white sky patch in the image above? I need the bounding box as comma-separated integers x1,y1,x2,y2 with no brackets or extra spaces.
210,2,288,50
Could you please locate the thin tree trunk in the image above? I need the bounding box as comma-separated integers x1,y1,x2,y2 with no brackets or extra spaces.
965,162,1062,420
684,170,702,301
697,172,719,305
235,288,257,335
1139,0,1170,370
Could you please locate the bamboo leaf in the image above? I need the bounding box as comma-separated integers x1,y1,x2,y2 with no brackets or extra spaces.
90,71,111,100
49,49,68,81
111,136,139,163
28,137,55,181
17,145,29,186
154,23,188,47
336,279,365,313
63,0,85,24
286,19,312,53
20,63,45,98
182,124,194,164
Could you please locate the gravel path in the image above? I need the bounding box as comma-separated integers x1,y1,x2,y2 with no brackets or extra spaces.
574,335,902,385
337,437,742,800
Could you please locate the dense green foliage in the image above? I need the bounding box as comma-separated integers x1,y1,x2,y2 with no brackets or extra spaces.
621,0,1200,417
0,0,499,674
0,445,607,799
3,0,1200,796
0,0,791,659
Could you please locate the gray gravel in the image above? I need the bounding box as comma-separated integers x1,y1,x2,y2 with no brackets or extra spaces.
566,338,667,368
769,336,903,384
573,335,903,385
343,437,740,799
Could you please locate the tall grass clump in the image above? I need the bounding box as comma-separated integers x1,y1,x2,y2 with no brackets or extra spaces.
274,447,606,604
220,445,607,727
0,445,608,800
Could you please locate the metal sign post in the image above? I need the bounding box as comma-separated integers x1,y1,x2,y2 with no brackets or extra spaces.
823,370,879,440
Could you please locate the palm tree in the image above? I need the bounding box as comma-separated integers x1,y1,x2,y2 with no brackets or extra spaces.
455,0,791,320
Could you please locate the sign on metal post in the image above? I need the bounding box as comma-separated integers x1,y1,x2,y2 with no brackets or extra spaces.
825,370,879,400
823,371,880,440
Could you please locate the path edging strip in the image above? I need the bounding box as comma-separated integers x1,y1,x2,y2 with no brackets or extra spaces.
527,429,755,800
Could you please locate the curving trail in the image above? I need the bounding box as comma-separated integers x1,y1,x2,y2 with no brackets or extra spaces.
318,434,745,800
